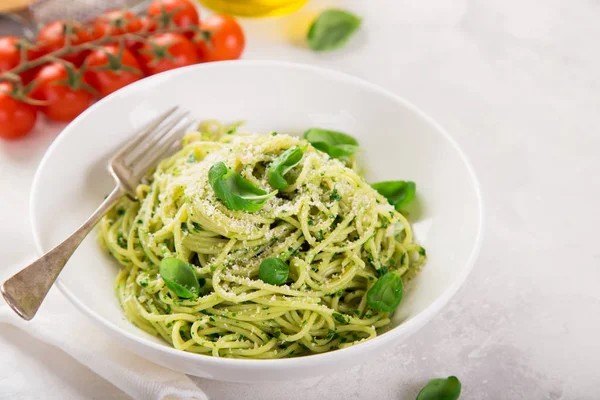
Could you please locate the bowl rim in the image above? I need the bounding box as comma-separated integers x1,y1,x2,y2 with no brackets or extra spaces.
30,60,484,369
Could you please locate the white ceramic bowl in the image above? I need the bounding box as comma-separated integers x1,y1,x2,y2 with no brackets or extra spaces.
30,61,483,382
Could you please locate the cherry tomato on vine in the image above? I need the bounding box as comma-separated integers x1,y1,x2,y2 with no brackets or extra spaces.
137,32,198,75
140,15,159,33
85,44,143,98
36,21,93,66
146,0,200,31
0,36,44,83
0,37,21,72
0,82,37,140
94,10,143,39
31,63,94,122
196,15,245,62
136,15,159,50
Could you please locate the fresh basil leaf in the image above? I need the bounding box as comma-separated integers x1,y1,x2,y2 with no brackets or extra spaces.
267,146,304,190
304,128,359,158
258,258,289,285
416,376,462,400
159,258,200,299
371,180,416,210
209,162,277,212
307,9,362,52
367,271,403,312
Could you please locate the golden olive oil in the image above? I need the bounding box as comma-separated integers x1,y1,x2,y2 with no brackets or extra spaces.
198,0,309,17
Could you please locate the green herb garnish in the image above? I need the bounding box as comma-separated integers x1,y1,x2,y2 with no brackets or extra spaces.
377,265,389,277
116,234,127,249
258,257,289,285
416,376,462,400
187,153,198,163
367,271,403,312
304,128,359,158
330,188,341,201
332,312,348,324
159,258,200,299
307,9,362,52
208,162,277,212
371,181,416,211
267,146,304,190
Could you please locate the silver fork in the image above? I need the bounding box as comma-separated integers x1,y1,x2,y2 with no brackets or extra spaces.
1,106,191,321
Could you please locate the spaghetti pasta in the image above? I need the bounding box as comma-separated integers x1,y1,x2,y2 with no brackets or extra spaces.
99,122,426,359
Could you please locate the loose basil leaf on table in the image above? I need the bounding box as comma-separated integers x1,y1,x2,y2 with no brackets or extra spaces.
259,257,289,285
267,146,304,190
307,9,362,52
159,258,200,299
416,376,462,400
304,128,359,158
371,180,416,210
366,271,403,312
209,162,277,212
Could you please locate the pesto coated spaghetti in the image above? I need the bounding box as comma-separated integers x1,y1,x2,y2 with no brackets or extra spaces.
99,122,426,359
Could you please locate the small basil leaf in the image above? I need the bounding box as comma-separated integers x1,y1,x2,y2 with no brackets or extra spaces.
304,128,359,158
416,376,462,400
267,146,304,190
209,162,277,212
307,9,362,52
159,258,200,299
371,180,416,210
258,258,289,285
367,271,403,312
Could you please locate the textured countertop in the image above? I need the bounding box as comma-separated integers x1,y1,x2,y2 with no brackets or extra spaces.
1,0,599,398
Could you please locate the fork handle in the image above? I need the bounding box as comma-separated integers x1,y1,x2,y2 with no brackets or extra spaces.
1,185,123,321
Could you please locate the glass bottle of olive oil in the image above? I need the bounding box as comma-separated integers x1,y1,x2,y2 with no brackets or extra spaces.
198,0,308,17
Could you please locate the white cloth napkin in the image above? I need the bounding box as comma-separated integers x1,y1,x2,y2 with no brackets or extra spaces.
0,260,208,400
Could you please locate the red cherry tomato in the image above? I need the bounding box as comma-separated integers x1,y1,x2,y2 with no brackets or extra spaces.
196,15,245,62
0,36,44,83
0,37,21,72
93,10,143,37
93,10,146,54
140,15,159,33
85,44,143,98
31,63,94,122
126,15,159,53
36,21,93,66
0,82,37,140
137,32,198,75
147,0,200,31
